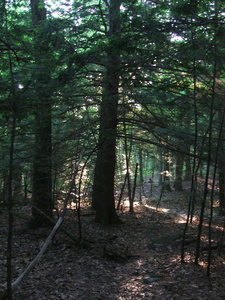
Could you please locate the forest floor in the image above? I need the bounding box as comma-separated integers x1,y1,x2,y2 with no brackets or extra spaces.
1,180,225,299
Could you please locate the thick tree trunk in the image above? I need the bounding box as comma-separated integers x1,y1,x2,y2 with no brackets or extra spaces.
30,0,53,227
32,104,53,226
92,0,121,225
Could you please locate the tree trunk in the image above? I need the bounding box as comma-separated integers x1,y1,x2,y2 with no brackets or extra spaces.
30,0,53,228
185,154,192,180
218,97,225,211
158,148,163,185
32,105,53,227
92,0,122,225
130,163,138,212
219,168,225,211
163,153,171,192
139,148,144,183
174,154,183,191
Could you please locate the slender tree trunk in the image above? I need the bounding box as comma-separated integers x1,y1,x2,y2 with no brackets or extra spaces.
124,122,132,205
1,171,8,204
219,171,225,209
207,106,225,275
174,154,183,191
92,0,122,225
163,153,171,192
181,21,199,262
158,148,163,185
130,163,138,212
139,148,144,183
195,9,218,264
218,100,225,210
117,172,128,211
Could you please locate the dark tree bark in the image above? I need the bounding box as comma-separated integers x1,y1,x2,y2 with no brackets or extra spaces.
92,0,122,225
219,166,225,210
30,0,53,228
158,148,163,185
32,104,53,227
5,40,17,300
218,100,225,211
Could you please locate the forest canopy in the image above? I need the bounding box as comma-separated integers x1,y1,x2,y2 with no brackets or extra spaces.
1,0,224,220
0,0,224,216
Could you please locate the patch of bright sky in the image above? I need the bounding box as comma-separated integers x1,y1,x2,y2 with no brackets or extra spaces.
46,0,74,18
170,34,183,42
47,0,103,18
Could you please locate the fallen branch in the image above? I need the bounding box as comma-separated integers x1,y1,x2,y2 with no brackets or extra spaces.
0,217,62,299
0,164,81,299
31,206,77,243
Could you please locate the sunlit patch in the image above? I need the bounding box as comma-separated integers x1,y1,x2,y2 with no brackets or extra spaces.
170,33,183,42
18,84,24,89
198,261,208,268
174,214,189,224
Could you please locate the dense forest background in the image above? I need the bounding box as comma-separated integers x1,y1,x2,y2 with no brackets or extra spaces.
1,0,225,299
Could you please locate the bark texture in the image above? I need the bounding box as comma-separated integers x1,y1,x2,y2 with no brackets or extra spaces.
92,0,122,225
30,0,53,227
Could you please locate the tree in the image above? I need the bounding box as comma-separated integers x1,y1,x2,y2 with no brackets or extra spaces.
29,0,53,227
92,0,122,225
174,153,184,191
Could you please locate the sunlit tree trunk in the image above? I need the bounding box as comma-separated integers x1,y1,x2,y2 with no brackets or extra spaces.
174,154,183,191
163,152,171,192
92,0,122,225
139,148,144,183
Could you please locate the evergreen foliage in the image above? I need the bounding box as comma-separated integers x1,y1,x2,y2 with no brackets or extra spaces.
0,0,224,224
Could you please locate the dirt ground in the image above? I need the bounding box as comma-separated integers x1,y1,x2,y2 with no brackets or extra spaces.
1,182,225,300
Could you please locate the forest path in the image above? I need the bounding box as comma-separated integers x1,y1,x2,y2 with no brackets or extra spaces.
1,189,225,299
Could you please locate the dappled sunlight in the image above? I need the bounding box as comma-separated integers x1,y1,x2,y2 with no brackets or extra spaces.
1,196,225,299
120,200,191,224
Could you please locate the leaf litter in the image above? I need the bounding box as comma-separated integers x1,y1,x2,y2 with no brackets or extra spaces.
1,186,225,299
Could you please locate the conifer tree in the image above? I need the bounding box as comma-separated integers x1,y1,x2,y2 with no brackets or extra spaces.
30,0,53,227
